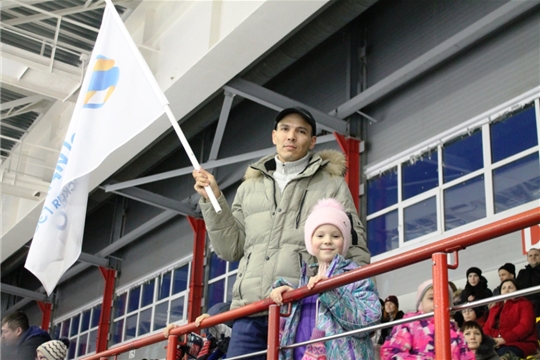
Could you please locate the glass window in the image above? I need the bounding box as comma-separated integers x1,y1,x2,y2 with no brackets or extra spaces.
367,168,398,215
493,153,540,213
125,314,137,340
404,197,437,241
91,304,101,328
443,130,483,183
158,271,172,300
367,210,399,256
227,274,237,302
491,106,537,163
402,150,438,200
172,265,189,294
154,302,169,331
209,252,227,278
80,309,91,333
208,279,225,309
170,296,185,323
141,279,155,307
114,293,127,318
70,314,80,337
68,339,77,359
61,319,70,338
77,333,88,357
112,319,124,345
128,287,141,313
138,308,152,336
444,175,486,231
88,329,97,354
229,260,240,271
52,324,60,340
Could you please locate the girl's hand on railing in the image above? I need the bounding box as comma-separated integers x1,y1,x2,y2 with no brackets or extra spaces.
195,313,210,327
163,323,177,338
270,285,293,305
307,273,328,289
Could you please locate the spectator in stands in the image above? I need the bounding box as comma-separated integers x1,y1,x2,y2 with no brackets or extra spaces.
192,107,370,359
380,279,473,359
460,267,493,304
493,263,516,297
270,198,381,360
461,321,499,360
36,339,69,360
483,279,538,359
1,311,51,360
516,248,540,317
461,306,488,327
377,295,404,345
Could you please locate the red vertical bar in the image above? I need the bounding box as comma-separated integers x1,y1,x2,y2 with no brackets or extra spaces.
166,333,178,360
267,304,280,360
187,217,206,324
432,252,451,360
334,133,360,212
37,301,52,331
97,267,116,353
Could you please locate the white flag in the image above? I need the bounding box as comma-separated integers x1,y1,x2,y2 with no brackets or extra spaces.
25,2,168,295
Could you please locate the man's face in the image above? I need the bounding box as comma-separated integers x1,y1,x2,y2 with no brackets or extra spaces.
272,114,316,163
498,269,514,282
528,249,540,268
1,323,21,346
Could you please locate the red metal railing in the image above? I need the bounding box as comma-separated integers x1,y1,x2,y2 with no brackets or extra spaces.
82,206,540,360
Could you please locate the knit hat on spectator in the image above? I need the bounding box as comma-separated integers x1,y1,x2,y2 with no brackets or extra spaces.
304,198,351,257
416,279,453,312
466,267,482,278
384,295,399,308
37,339,69,360
498,263,516,277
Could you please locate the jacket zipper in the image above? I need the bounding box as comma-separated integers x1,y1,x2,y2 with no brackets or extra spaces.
238,252,251,300
295,189,308,229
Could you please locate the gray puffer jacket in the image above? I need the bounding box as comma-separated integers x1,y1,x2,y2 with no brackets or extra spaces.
200,150,370,311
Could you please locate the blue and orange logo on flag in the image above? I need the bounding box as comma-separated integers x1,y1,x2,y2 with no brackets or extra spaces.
83,55,120,109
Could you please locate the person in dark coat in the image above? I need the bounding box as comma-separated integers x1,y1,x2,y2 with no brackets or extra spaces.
516,248,540,317
461,267,493,304
493,263,516,297
378,295,404,345
461,321,500,360
483,279,538,359
1,311,51,360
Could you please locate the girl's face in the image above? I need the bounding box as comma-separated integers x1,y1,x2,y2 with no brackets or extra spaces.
501,281,517,295
461,308,477,322
312,224,344,263
463,327,482,351
385,302,397,314
468,273,479,286
421,288,434,313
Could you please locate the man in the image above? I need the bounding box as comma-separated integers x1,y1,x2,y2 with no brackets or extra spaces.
492,262,516,296
193,106,370,359
1,311,51,360
517,248,540,316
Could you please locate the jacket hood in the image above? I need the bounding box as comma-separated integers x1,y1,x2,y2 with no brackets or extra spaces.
244,149,346,180
475,335,498,359
18,325,50,345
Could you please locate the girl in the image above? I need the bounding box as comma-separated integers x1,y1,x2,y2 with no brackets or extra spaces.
380,279,473,359
461,321,500,360
378,295,405,345
36,339,69,360
460,267,493,304
270,198,381,359
483,278,538,359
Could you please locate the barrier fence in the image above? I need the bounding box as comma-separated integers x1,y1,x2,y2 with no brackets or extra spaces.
81,206,540,360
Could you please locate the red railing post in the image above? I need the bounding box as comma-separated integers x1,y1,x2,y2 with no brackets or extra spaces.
334,133,360,212
97,267,116,353
267,304,280,360
37,301,52,331
432,252,451,359
187,217,206,324
166,334,178,360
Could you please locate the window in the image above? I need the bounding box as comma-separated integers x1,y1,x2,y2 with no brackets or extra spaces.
366,98,540,257
207,251,239,310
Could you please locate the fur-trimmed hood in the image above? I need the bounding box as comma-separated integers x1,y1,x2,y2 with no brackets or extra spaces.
244,149,347,180
475,335,500,360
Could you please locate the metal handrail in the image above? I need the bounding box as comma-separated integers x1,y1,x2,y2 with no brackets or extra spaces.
81,206,540,360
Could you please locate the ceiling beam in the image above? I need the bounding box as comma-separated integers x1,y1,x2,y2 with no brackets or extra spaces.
1,283,49,302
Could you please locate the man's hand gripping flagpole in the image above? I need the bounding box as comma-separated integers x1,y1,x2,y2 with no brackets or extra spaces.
164,106,222,213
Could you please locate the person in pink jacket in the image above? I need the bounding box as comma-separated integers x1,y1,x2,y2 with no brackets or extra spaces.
483,278,538,359
380,279,473,360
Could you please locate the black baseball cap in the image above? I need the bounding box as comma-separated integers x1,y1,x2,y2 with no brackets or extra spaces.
274,106,317,136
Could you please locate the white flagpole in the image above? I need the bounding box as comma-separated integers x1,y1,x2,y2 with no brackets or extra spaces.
104,0,221,213
164,106,222,213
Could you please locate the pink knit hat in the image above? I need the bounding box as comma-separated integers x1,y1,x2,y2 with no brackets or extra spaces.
304,198,351,257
